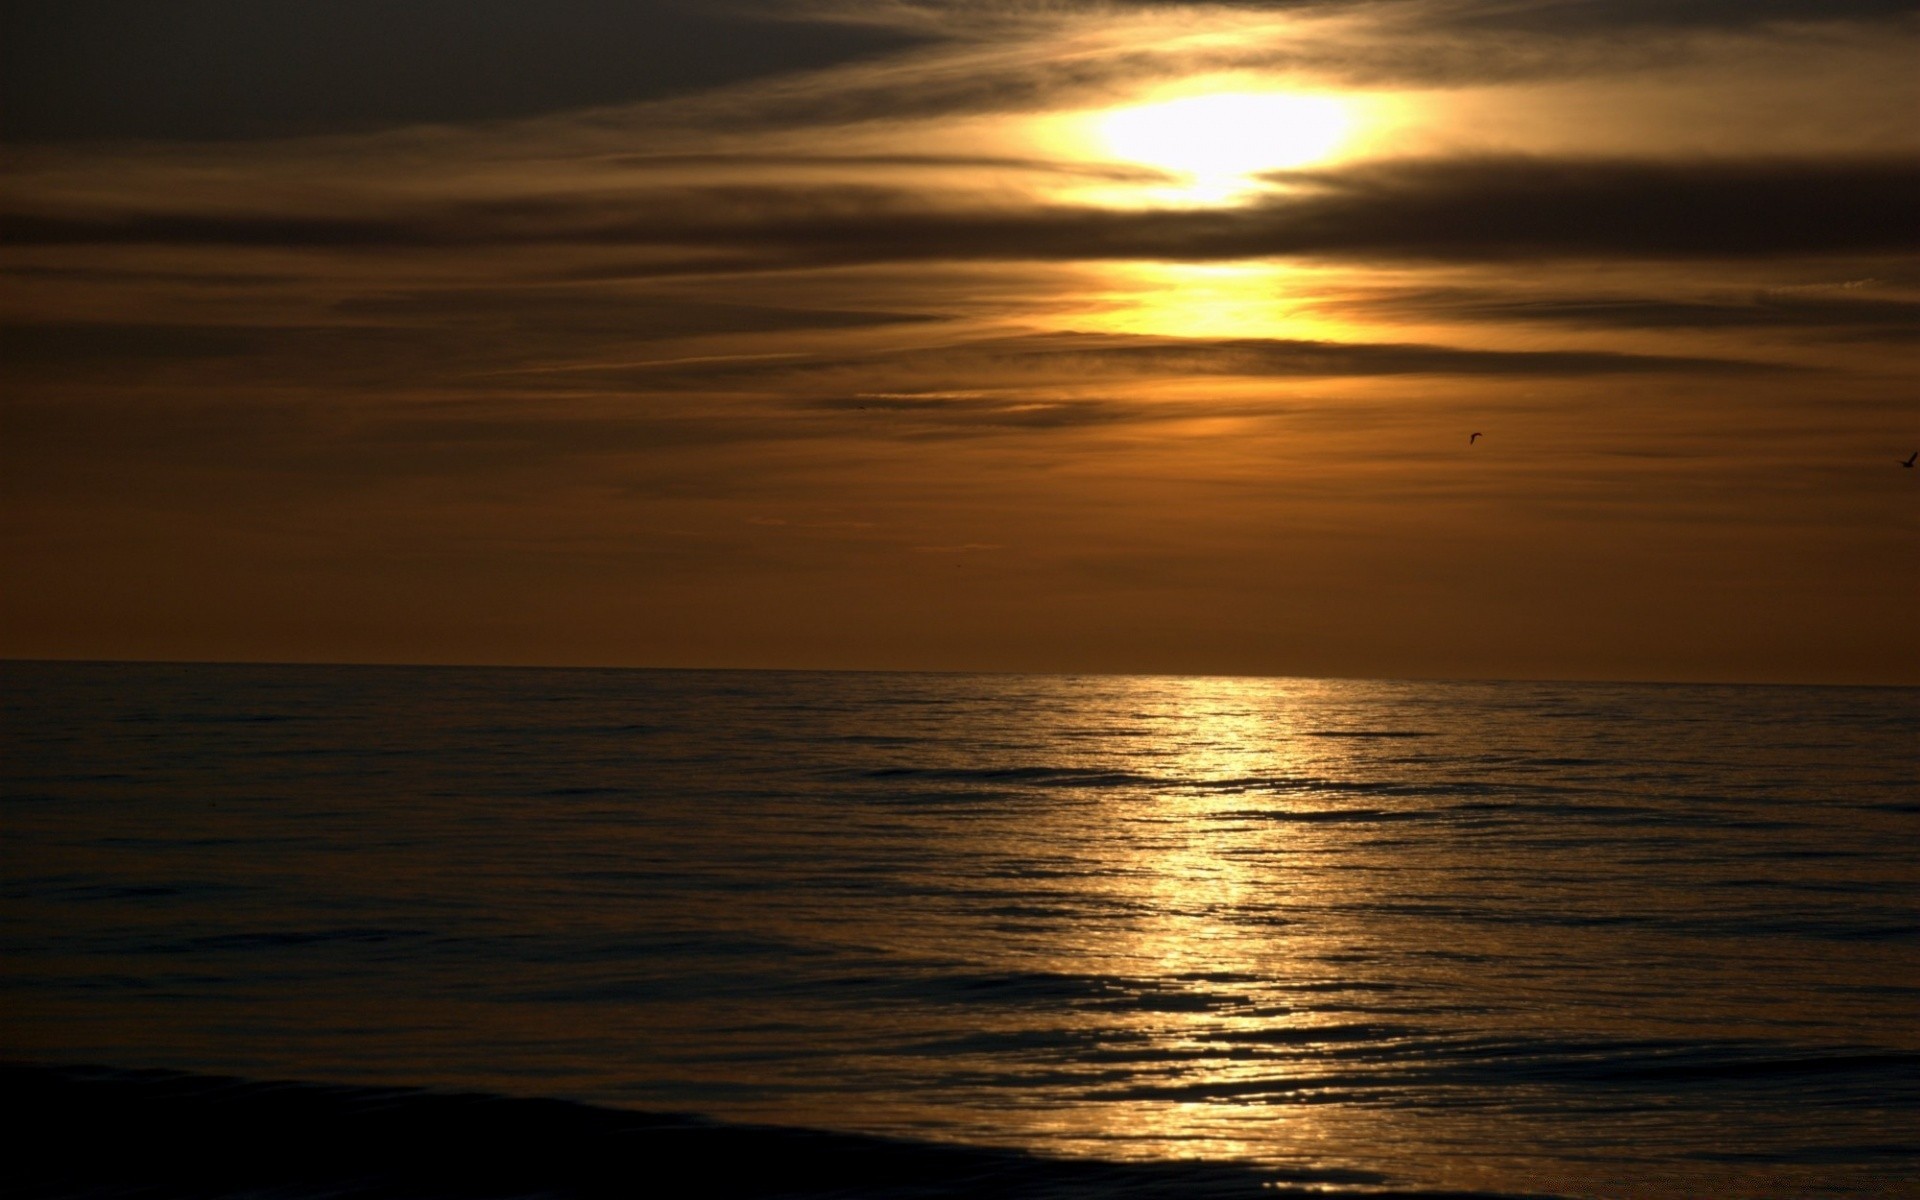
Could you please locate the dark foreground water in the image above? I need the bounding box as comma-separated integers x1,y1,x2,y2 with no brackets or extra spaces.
2,662,1916,1198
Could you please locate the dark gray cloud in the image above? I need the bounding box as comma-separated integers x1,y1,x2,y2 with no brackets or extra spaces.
1233,158,1920,261
13,157,1914,266
1094,0,1918,29
557,330,1786,392
327,289,938,337
1435,0,1920,32
602,153,1173,182
0,0,928,143
4,0,1909,147
0,321,260,367
0,317,1780,415
0,319,503,388
693,0,1918,128
964,331,1784,377
0,296,936,389
1333,286,1920,340
811,393,1151,439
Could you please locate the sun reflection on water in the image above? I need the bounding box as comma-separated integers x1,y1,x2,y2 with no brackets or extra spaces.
1053,677,1351,1162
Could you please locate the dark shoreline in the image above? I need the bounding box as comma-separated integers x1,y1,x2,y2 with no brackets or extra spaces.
4,1062,1549,1199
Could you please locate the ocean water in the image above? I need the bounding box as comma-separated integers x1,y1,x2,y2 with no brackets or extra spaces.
2,661,1916,1198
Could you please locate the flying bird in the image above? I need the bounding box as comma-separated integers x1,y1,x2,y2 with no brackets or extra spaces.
1903,451,1916,468
1469,432,1482,444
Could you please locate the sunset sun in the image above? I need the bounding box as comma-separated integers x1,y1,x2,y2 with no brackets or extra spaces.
1097,91,1353,201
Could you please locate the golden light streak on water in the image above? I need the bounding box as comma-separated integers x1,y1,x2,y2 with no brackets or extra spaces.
1038,677,1354,1164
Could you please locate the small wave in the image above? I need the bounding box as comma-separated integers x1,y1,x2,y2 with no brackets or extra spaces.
856,765,1159,788
1301,730,1436,739
1563,1049,1920,1086
54,882,190,901
1687,1143,1920,1165
178,927,432,952
1095,1044,1920,1111
172,712,298,724
1829,924,1920,942
1202,1021,1420,1048
818,969,1267,1016
1389,1038,1920,1093
1220,807,1424,824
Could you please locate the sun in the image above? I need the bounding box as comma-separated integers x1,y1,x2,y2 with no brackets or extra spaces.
1096,91,1352,203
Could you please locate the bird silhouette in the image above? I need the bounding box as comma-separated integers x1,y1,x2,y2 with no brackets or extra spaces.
1469,432,1482,444
1903,451,1916,468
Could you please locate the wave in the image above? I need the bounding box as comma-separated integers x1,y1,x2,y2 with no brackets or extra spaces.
1091,1039,1920,1106
854,765,1160,787
1301,730,1436,740
3,1062,1553,1199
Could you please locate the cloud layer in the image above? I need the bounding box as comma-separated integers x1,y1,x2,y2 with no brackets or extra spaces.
2,0,1914,681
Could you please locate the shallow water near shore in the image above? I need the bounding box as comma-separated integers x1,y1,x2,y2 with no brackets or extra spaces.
3,662,1916,1196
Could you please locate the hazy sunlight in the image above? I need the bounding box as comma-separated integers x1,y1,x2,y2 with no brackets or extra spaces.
1097,91,1352,203
1070,262,1346,341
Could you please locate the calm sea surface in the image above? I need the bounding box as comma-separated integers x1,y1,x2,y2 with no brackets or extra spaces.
3,662,1916,1197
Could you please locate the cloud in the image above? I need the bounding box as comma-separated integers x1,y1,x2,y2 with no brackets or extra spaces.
0,298,940,390
1334,285,1920,340
713,0,1919,127
0,0,931,143
957,330,1785,376
600,152,1173,183
927,0,1920,32
1235,157,1920,261
1429,0,1920,32
13,157,1914,267
517,330,1788,401
327,288,939,337
6,0,1910,153
0,321,261,367
4,312,1766,413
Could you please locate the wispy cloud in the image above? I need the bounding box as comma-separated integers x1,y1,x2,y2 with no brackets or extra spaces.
12,157,1914,268
1331,284,1920,340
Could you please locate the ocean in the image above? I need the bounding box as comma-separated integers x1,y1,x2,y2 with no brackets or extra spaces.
3,661,1915,1198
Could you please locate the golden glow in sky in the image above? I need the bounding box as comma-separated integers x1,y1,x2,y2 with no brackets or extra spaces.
1072,262,1343,341
1,1,1914,685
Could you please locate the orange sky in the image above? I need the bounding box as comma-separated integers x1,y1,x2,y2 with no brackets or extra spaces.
2,0,1915,682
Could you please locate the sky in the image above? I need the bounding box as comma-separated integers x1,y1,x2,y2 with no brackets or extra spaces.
2,0,1915,683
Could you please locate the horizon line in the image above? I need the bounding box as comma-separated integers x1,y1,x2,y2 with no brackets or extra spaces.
4,655,1912,692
